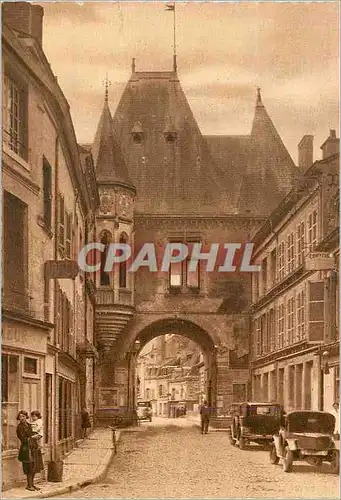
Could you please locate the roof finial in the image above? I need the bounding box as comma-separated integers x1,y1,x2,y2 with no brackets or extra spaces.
132,57,136,73
256,86,263,106
103,73,111,103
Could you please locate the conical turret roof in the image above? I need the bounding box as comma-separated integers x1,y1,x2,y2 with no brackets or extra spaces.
92,98,135,190
237,89,296,215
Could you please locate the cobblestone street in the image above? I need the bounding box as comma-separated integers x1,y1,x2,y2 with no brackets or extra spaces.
58,419,339,499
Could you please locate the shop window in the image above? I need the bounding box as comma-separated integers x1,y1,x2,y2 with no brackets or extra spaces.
58,377,73,441
3,72,28,160
23,356,38,375
45,374,52,444
23,380,39,414
3,191,28,311
1,354,20,450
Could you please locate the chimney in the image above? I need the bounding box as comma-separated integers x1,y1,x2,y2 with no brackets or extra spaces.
2,2,44,46
320,129,339,159
298,135,314,171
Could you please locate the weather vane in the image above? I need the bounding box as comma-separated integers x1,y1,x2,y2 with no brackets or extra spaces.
103,73,112,102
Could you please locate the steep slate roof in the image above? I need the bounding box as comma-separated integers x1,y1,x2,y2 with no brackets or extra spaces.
112,70,228,214
92,98,135,189
93,69,296,216
237,89,296,215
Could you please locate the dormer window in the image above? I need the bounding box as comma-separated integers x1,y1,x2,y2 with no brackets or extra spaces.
131,121,144,143
164,116,178,142
165,131,178,142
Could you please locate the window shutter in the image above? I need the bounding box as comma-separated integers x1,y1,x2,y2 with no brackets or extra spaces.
65,212,72,259
307,281,324,342
58,195,65,253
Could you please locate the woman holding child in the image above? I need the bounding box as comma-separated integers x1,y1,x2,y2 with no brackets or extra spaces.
16,410,44,491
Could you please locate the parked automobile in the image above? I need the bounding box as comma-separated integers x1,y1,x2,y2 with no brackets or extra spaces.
269,410,339,474
136,401,152,422
229,401,284,449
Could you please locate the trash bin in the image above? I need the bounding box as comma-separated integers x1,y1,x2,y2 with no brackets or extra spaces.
47,460,63,482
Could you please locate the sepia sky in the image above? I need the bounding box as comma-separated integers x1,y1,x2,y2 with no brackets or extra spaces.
41,1,339,163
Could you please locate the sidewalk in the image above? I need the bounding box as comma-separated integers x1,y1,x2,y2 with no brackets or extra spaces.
2,428,120,499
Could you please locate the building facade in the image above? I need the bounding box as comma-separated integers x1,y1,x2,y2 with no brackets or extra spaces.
250,131,339,413
1,3,99,489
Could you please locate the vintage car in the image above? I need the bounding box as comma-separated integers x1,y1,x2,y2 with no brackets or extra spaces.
136,400,152,422
229,401,284,449
269,410,339,473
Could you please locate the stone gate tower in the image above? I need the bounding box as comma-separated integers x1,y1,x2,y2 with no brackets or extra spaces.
92,84,136,418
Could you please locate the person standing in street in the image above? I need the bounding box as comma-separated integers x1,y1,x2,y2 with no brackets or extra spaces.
199,400,211,434
81,407,91,439
332,402,340,438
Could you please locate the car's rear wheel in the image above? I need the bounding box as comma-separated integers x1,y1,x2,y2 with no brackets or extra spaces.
239,436,246,450
283,446,294,472
270,443,279,464
330,450,340,474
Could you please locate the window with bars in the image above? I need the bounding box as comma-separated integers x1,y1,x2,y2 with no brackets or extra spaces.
297,290,305,340
287,297,295,345
287,233,295,273
4,74,28,160
297,222,305,265
277,242,285,281
308,210,318,252
278,302,285,348
43,158,52,229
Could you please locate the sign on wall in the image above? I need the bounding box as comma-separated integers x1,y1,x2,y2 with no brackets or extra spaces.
305,252,334,271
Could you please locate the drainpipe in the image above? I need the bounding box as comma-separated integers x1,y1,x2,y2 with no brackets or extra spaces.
73,189,79,440
53,134,60,462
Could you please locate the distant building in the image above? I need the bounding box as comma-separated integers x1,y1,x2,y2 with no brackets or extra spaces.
250,130,339,412
136,336,201,416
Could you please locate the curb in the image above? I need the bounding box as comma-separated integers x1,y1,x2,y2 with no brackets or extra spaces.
2,431,122,500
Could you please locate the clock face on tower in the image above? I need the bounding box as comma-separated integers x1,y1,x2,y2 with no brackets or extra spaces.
119,193,132,217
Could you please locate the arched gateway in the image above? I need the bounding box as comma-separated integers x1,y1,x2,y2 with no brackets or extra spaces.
91,62,294,425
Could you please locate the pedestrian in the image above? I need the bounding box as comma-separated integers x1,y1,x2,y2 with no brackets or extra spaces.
81,407,91,438
30,411,43,449
16,410,44,491
199,400,211,434
332,402,340,437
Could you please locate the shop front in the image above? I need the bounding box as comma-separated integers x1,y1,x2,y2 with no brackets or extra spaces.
1,318,49,490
